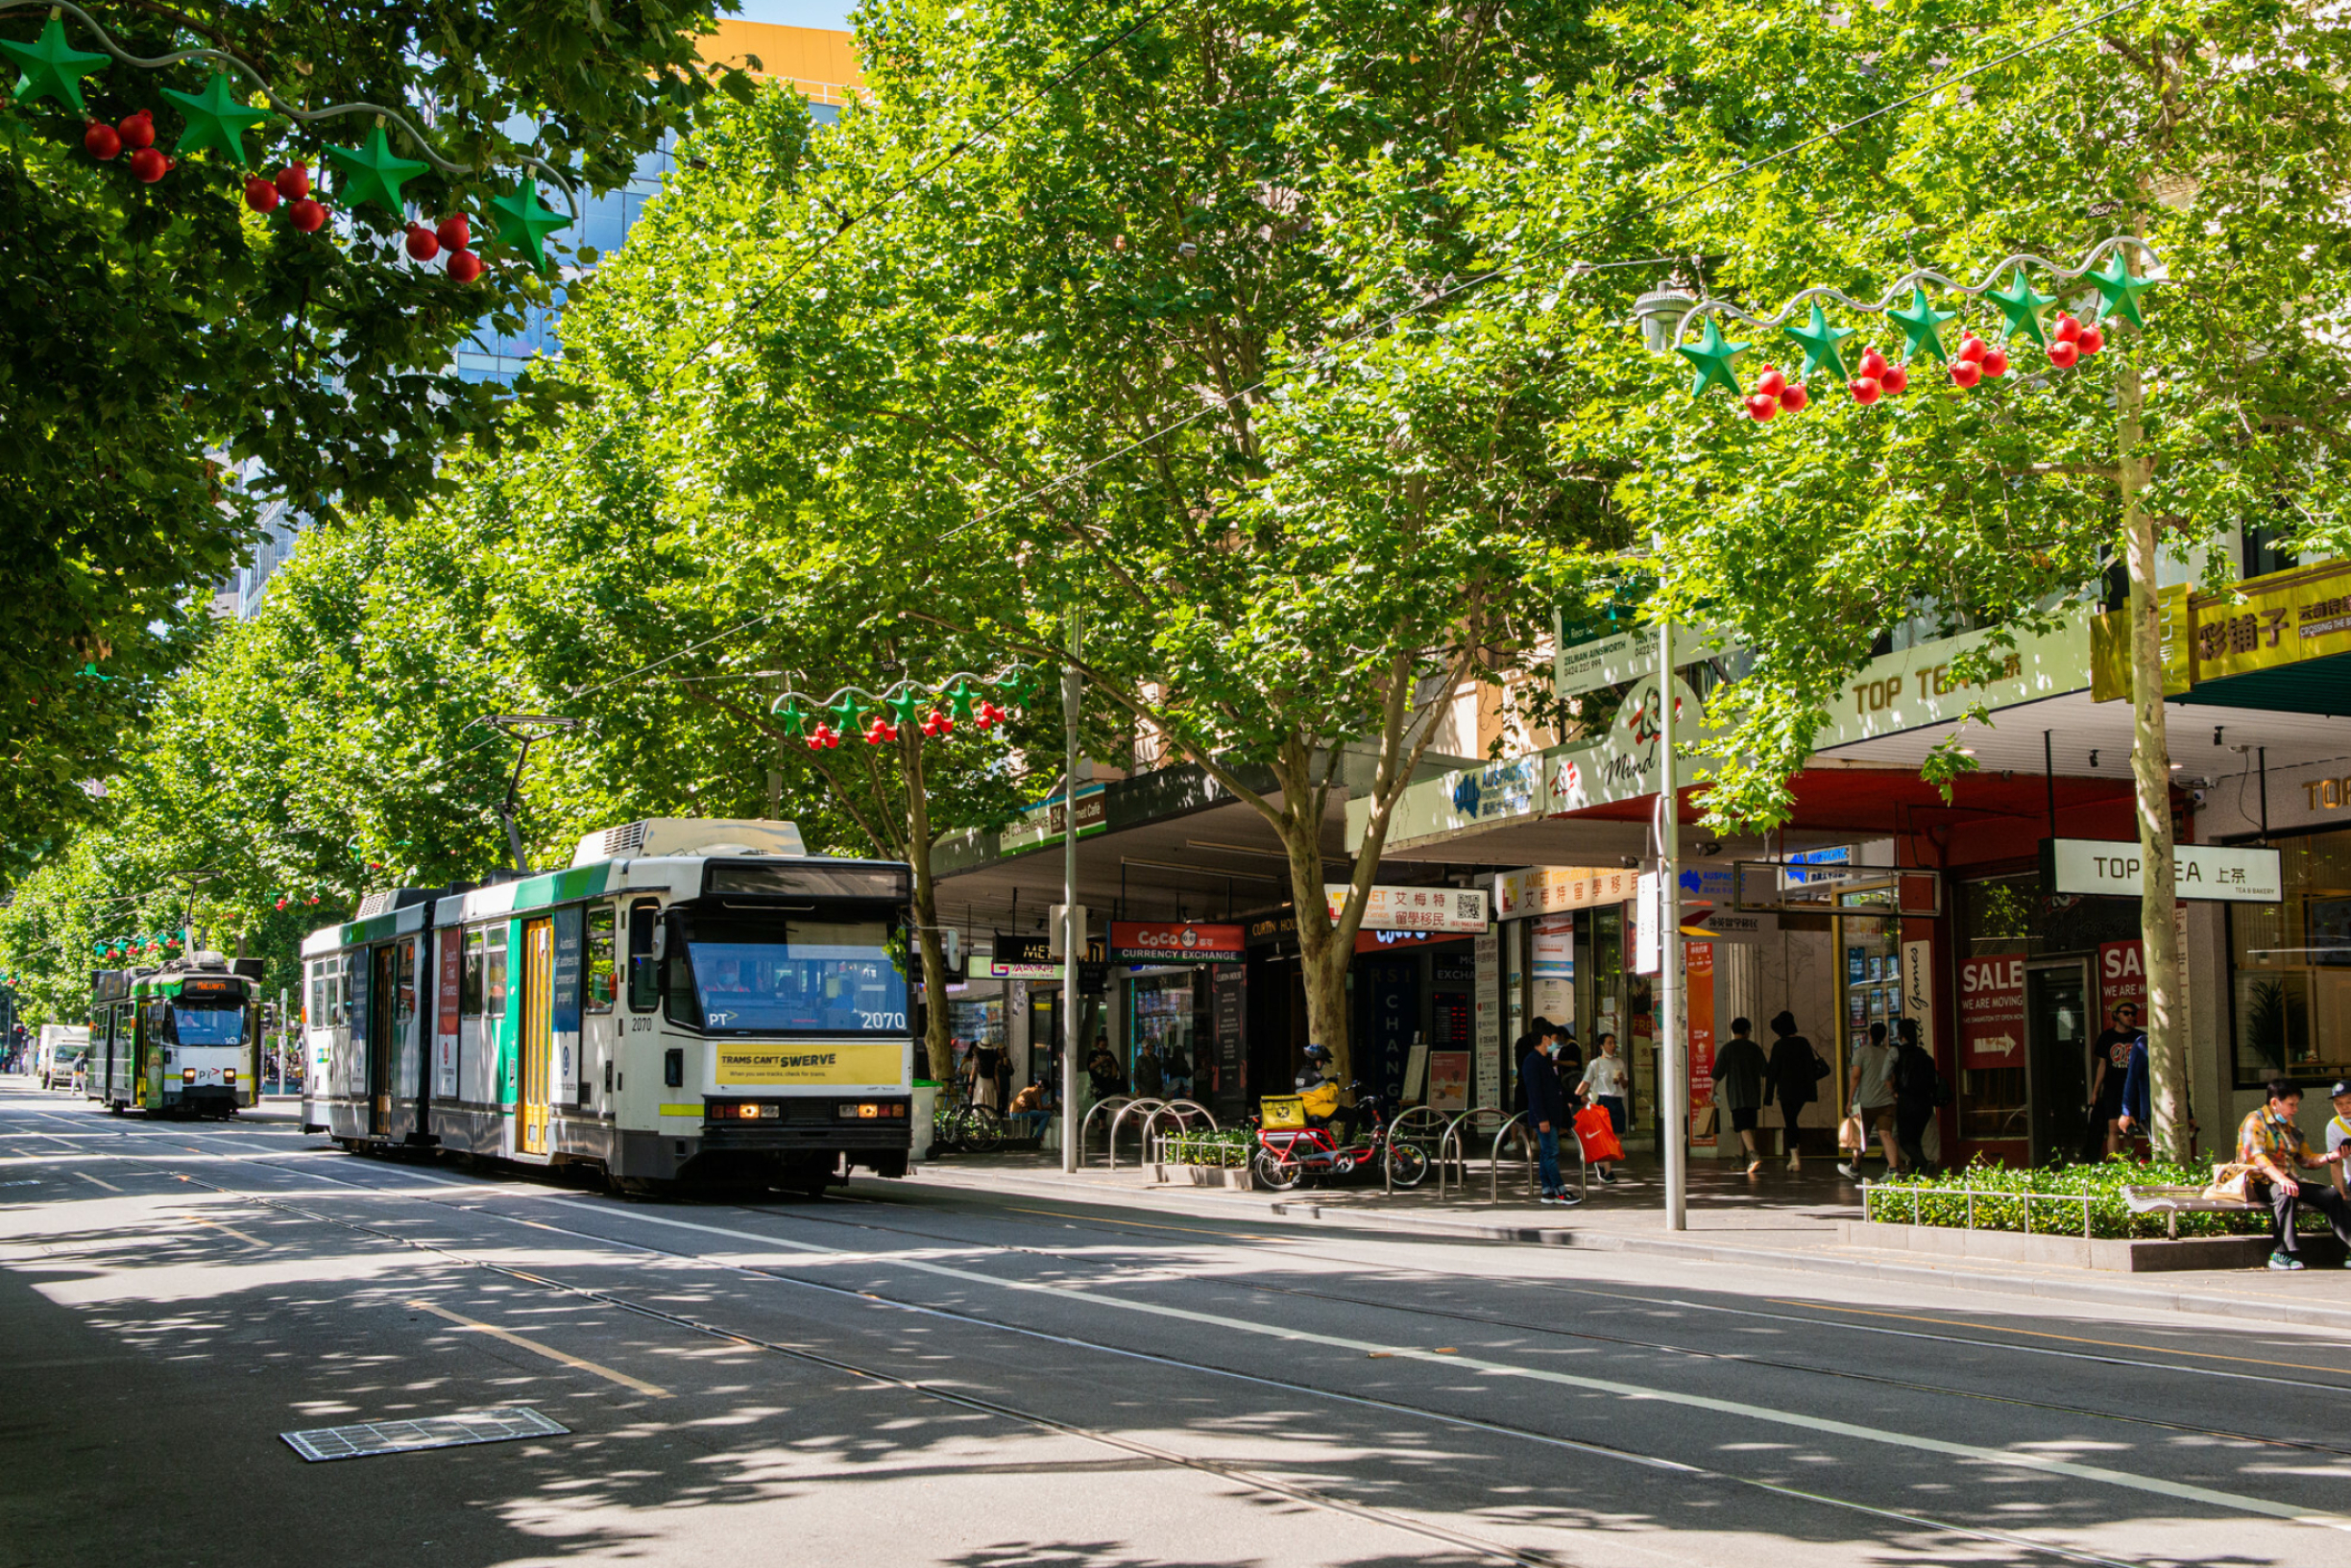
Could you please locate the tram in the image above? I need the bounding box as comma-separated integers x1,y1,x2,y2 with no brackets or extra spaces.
301,818,915,1192
88,955,266,1116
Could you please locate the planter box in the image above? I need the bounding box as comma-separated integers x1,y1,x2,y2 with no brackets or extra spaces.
1153,1162,1253,1190
1837,1218,2341,1272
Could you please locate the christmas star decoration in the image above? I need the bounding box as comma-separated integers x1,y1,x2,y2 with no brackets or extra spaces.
1675,319,1749,398
1888,286,1956,363
991,665,1039,707
770,693,812,737
490,176,570,271
324,125,427,213
160,73,271,166
2,18,108,116
883,684,926,730
826,689,869,732
1987,270,2054,348
2085,251,2158,328
1781,302,1854,383
943,676,982,723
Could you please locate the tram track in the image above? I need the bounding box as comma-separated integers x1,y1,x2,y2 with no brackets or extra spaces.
127,1146,2322,1566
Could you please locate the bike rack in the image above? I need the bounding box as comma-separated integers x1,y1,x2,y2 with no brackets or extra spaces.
1488,1111,1588,1204
1436,1108,1508,1199
1384,1105,1449,1195
1077,1096,1133,1166
1137,1098,1217,1168
1105,1098,1169,1170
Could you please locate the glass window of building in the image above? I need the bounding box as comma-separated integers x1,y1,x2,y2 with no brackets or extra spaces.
1128,974,1200,1100
2230,830,2351,1085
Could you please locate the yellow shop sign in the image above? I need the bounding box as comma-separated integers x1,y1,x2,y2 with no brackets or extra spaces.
2093,562,2351,702
716,1042,907,1087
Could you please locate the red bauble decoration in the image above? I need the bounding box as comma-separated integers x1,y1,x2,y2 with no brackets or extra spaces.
404,223,441,261
275,162,311,200
1778,382,1808,413
306,895,320,905
118,109,155,150
862,716,900,745
1857,347,1890,380
1744,392,1779,422
1957,335,1989,364
288,198,327,233
2052,313,2082,344
274,898,288,911
128,147,169,183
84,121,121,160
1851,376,1882,405
807,722,842,750
920,711,954,738
446,249,483,283
1980,349,2009,379
975,700,1007,730
1753,366,1786,398
2048,339,2079,370
435,212,471,253
2076,326,2105,356
243,175,279,212
1950,358,1981,390
1879,365,1909,396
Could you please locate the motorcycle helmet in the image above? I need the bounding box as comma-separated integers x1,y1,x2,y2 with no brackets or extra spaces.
1301,1043,1332,1063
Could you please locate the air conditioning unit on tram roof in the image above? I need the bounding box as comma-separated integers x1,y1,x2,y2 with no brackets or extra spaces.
572,817,809,868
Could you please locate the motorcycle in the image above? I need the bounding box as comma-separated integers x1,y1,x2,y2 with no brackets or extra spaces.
1250,1082,1430,1192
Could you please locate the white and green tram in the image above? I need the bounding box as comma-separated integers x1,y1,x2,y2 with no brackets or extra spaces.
301,819,915,1191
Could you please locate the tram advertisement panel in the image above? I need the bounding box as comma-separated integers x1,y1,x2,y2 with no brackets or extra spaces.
348,953,371,1097
436,932,462,1098
553,906,584,1104
717,1042,906,1087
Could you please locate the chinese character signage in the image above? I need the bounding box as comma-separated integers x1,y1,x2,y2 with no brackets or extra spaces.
2041,838,2282,904
2094,562,2351,702
1326,883,1491,933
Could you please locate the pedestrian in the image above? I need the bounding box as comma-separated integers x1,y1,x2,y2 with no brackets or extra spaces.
1711,1016,1769,1177
969,1036,1004,1112
1086,1036,1126,1100
1542,1018,1583,1083
2330,1080,2351,1200
1890,1019,1943,1174
1517,1029,1569,1204
994,1040,1013,1111
2117,1031,2154,1150
1162,1039,1192,1099
1839,1022,1901,1180
2088,1001,2141,1158
1763,1010,1825,1171
2236,1078,2351,1270
1576,1031,1628,1185
1132,1039,1165,1099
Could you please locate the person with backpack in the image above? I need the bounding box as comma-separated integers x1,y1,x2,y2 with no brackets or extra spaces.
1891,1018,1945,1175
1762,1010,1826,1172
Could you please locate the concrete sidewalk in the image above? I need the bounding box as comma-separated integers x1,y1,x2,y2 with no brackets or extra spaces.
907,1149,2351,1332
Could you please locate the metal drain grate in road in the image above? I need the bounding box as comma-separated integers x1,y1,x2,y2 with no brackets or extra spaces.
281,1407,568,1462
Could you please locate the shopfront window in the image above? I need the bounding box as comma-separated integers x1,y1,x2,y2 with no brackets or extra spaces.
2229,829,2351,1085
949,994,1006,1062
1129,973,1200,1100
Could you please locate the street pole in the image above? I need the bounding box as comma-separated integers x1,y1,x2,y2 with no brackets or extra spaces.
1656,538,1687,1232
1060,605,1083,1174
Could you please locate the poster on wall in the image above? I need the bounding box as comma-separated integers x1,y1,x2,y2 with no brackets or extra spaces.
2097,939,2146,1028
1685,942,1715,1146
1403,1041,1429,1102
1900,939,1934,1050
1473,925,1502,1108
436,933,462,1099
552,905,583,1103
1959,954,2025,1070
1428,1050,1470,1112
1532,915,1575,978
1211,964,1247,1100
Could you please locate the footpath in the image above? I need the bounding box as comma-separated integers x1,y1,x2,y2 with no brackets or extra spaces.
906,1149,2351,1332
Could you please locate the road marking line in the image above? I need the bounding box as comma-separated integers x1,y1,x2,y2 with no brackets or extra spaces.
575,1203,2351,1534
191,1217,270,1249
1003,1203,1293,1243
1779,1299,2351,1374
407,1299,670,1398
73,1170,122,1193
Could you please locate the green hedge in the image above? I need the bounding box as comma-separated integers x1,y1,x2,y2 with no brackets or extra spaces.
1159,1127,1252,1169
1864,1157,2290,1240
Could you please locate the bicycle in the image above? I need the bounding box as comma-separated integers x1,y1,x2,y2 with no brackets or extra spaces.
930,1086,1004,1154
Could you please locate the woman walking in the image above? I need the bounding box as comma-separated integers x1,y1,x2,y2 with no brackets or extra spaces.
1763,1010,1824,1171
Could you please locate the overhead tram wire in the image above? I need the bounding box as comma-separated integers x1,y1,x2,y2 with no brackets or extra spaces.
939,0,2154,543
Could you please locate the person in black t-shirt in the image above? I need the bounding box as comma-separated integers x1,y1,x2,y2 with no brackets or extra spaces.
2089,1001,2141,1158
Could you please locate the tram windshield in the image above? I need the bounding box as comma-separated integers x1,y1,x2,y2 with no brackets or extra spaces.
678,919,909,1035
171,1004,245,1047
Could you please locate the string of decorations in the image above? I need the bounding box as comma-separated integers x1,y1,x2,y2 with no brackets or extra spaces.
1666,237,2163,421
2,1,574,273
91,929,188,961
769,664,1040,750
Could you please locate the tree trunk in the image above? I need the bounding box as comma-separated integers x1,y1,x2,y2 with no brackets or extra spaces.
1280,809,1351,1083
2119,339,2188,1163
901,729,956,1083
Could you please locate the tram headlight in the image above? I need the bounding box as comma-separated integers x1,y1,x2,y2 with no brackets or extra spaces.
182,1069,197,1083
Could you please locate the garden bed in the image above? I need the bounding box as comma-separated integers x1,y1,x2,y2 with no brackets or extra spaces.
1153,1128,1253,1188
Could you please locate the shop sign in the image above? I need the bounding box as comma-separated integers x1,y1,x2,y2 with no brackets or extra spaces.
1553,621,1724,701
1472,926,1502,1108
1691,908,1777,943
997,782,1108,856
2092,561,2351,702
1245,910,1297,948
1532,915,1574,978
1685,942,1715,1142
1900,939,1934,1051
1427,1049,1470,1113
2041,837,2282,903
990,930,1105,978
1959,955,2024,1069
1813,613,2094,748
1443,757,1540,828
1108,920,1245,965
1354,928,1452,953
1634,873,1661,975
1495,866,1636,918
1329,883,1490,932
2097,940,2146,1034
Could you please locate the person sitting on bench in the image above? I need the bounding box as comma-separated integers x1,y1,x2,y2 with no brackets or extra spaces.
2239,1078,2351,1271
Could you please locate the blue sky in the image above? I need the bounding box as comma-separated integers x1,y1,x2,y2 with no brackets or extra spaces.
729,0,854,28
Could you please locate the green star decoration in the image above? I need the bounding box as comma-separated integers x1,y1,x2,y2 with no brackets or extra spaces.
943,677,982,723
1781,302,1854,383
770,694,812,737
991,664,1039,706
1674,319,1749,398
1987,270,2054,348
2086,251,2158,329
2,17,109,116
883,684,926,729
161,73,271,166
1888,286,1956,363
324,126,427,213
490,176,570,271
826,689,869,732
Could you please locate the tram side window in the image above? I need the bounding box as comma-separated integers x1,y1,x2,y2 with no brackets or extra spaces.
627,900,662,1012
395,938,418,1025
587,905,616,1014
306,961,323,1030
462,930,486,1016
485,929,510,1021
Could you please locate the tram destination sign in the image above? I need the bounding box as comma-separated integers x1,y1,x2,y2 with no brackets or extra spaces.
2041,838,2282,904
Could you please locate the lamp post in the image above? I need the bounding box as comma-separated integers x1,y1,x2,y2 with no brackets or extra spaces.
1060,607,1084,1174
1652,544,1687,1232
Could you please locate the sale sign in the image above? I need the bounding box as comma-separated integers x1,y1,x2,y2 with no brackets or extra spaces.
1959,954,2025,1069
2097,940,2146,1031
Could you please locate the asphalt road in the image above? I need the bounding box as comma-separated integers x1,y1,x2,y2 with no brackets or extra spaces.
5,1078,2349,1568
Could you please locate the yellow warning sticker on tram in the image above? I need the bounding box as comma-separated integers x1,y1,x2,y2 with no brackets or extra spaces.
716,1042,906,1087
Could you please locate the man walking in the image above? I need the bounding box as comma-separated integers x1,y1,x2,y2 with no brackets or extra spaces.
1711,1017,1768,1177
1839,1022,1901,1181
1891,1019,1943,1175
1518,1029,1570,1205
2239,1079,2351,1270
1763,1011,1824,1171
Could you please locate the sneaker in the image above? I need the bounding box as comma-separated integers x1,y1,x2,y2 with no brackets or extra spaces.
1787,1153,1801,1171
2269,1250,2306,1271
1836,1162,1860,1180
1596,1168,1616,1185
1745,1159,1764,1177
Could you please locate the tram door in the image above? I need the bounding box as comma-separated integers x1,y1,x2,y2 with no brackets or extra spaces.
520,919,553,1155
369,945,396,1137
2024,960,2091,1166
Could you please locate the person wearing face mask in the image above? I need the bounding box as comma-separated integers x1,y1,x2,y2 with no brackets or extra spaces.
2238,1079,2351,1270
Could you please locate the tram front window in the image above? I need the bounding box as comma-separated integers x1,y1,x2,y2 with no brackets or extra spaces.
171,1006,244,1047
678,920,909,1035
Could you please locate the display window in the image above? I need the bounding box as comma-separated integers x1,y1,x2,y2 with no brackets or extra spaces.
1128,973,1200,1100
2229,827,2351,1085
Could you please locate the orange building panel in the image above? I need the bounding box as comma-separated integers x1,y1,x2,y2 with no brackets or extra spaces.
697,21,863,105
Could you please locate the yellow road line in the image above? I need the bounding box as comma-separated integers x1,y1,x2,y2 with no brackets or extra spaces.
409,1299,670,1398
191,1217,271,1249
1778,1299,2351,1375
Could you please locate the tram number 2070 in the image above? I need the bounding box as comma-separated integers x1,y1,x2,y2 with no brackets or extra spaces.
859,1011,907,1031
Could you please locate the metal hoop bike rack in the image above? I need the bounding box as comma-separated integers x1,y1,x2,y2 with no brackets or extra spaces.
1138,1098,1218,1167
1384,1105,1450,1195
1436,1107,1509,1199
1105,1098,1170,1170
1076,1096,1133,1165
1488,1110,1588,1204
